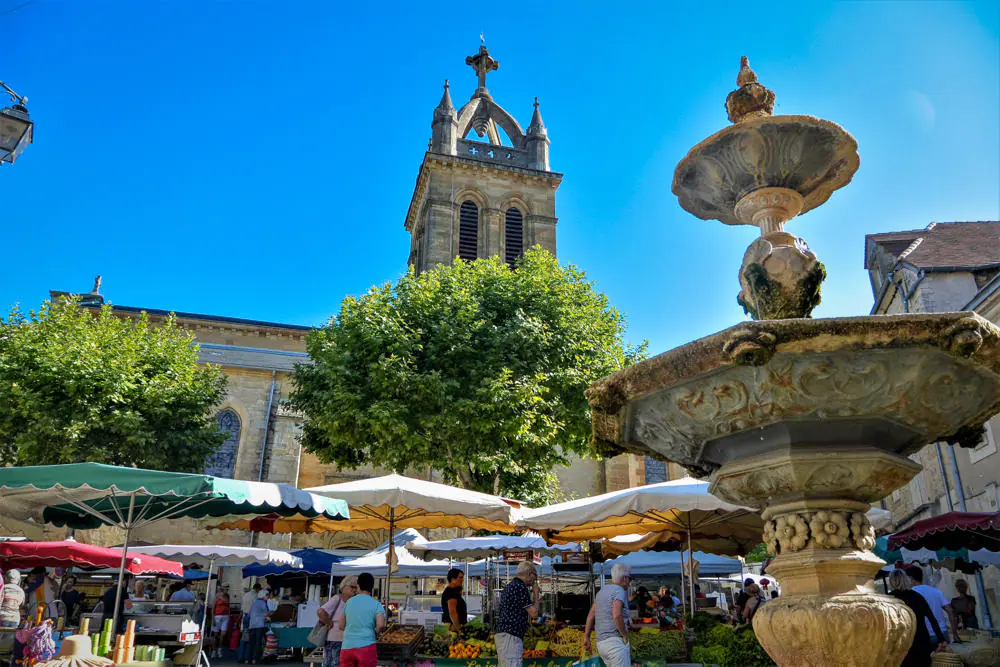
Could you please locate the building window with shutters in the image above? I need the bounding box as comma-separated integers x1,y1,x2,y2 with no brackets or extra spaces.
205,408,241,478
505,208,524,264
459,200,478,261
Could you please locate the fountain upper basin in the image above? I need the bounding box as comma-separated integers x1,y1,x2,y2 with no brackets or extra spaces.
588,312,1000,479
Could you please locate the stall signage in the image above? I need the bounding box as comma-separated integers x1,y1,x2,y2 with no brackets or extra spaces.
501,550,540,563
560,552,588,564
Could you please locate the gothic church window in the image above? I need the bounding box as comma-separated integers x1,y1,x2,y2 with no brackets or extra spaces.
645,457,667,484
205,409,240,478
504,208,524,264
459,200,479,261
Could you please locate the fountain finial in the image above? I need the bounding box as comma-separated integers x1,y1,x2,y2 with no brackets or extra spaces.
736,55,756,86
725,55,775,123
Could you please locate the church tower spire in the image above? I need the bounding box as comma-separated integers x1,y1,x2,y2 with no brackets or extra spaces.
525,97,550,171
430,79,458,155
405,47,563,274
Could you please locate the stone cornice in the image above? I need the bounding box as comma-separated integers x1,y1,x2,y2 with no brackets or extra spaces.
405,151,563,231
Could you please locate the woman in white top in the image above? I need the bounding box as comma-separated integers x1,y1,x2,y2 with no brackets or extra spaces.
316,576,358,667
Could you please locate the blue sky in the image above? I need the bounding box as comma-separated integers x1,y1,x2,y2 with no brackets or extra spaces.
3,1,998,353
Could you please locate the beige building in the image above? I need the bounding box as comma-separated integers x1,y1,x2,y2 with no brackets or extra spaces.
10,48,681,551
866,220,1000,620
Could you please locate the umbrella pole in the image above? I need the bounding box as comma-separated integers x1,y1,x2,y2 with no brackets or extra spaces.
112,493,136,639
328,564,334,600
196,558,215,667
679,549,687,617
687,530,695,618
385,508,395,607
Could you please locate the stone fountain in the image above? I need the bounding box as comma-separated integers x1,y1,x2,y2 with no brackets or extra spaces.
588,57,1000,666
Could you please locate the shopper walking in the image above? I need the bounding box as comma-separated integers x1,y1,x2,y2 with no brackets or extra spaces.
1,571,25,628
317,576,358,667
338,573,385,667
494,561,541,667
906,565,953,643
245,590,272,665
889,570,946,667
583,563,631,667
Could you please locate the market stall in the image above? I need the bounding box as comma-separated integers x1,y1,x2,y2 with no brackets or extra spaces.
215,474,519,613
127,544,303,665
405,533,581,627
521,476,760,615
0,542,185,667
0,461,350,667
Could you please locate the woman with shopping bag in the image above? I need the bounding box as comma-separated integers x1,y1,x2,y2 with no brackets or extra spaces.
582,563,631,667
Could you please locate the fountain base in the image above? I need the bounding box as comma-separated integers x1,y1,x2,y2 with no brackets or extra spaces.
754,587,914,667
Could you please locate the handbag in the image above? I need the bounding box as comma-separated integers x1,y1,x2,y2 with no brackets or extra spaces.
307,596,341,647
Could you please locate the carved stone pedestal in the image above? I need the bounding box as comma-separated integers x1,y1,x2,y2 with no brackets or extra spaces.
711,446,922,667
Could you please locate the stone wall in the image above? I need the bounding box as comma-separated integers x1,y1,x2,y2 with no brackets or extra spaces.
408,156,560,273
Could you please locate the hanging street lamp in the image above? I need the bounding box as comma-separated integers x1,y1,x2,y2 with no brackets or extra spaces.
0,81,32,165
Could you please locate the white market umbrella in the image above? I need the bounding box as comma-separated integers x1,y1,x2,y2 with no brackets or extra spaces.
331,528,487,578
305,474,519,603
520,477,761,614
405,533,579,562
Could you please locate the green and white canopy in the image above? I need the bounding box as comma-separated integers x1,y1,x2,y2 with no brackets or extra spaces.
0,462,349,531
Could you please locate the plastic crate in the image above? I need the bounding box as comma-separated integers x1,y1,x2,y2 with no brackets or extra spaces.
376,624,425,661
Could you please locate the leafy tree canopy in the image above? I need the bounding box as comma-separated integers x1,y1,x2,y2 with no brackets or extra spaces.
0,298,228,471
291,249,646,505
745,542,771,563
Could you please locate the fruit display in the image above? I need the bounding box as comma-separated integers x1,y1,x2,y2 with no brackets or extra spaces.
465,639,496,657
419,632,455,658
448,642,481,659
521,623,554,650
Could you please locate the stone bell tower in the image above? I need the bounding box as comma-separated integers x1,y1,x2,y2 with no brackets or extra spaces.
405,46,563,273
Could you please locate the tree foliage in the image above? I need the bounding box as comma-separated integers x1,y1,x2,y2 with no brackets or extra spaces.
0,298,228,471
745,542,771,563
290,249,646,504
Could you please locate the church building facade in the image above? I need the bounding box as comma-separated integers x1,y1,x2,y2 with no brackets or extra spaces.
23,48,676,550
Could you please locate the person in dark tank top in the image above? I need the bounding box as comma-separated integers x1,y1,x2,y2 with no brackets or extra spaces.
441,568,467,631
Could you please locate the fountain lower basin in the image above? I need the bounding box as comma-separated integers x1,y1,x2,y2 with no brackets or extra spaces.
588,312,1000,666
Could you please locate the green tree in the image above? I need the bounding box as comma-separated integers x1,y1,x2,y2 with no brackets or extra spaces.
290,248,646,504
0,298,228,471
745,542,771,563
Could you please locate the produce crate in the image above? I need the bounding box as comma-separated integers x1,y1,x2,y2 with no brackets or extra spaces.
376,624,425,661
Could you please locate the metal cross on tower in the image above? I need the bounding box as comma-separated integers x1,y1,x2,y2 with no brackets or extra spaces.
465,45,499,94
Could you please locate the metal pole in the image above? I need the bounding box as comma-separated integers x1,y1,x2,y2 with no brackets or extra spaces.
328,564,335,600
112,493,136,639
679,550,687,617
195,558,216,667
946,444,994,629
385,508,395,607
251,371,278,548
687,530,696,618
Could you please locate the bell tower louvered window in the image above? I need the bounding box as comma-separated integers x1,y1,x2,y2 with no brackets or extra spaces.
504,208,524,264
459,200,479,261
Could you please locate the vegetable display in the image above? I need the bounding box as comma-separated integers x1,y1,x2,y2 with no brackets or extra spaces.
627,629,685,661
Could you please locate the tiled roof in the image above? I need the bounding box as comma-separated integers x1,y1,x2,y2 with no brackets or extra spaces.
867,221,1000,271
